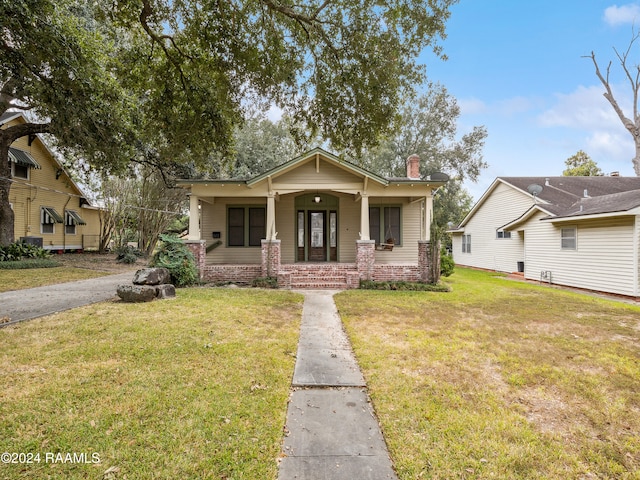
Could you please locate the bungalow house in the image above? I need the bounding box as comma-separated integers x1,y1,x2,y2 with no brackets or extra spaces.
177,148,447,288
449,176,640,298
1,112,103,251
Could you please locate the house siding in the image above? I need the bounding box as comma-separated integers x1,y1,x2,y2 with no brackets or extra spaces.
453,182,532,272
275,159,361,186
371,197,421,264
525,213,637,296
7,130,101,250
202,198,266,264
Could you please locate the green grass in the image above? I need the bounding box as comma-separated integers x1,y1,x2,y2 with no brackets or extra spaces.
0,267,112,292
0,289,303,479
336,268,640,479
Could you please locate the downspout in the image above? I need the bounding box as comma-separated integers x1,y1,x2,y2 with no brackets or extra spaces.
62,195,71,252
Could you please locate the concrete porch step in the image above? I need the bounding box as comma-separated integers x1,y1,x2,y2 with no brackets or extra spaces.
290,275,349,289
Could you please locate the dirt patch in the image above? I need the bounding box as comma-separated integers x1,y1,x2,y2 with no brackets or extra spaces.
53,252,148,273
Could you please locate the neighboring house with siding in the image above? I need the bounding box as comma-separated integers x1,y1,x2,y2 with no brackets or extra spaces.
1,111,103,251
450,176,640,298
178,148,447,288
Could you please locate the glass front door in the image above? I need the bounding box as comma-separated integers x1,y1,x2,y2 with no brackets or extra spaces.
308,211,326,261
297,209,337,262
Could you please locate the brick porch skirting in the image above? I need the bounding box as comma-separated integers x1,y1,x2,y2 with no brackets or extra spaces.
202,265,262,284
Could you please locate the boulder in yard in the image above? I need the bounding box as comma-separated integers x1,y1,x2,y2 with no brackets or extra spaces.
133,268,171,286
155,284,176,299
117,284,157,303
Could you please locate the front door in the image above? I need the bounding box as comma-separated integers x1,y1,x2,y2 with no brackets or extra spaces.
297,207,338,262
308,211,326,261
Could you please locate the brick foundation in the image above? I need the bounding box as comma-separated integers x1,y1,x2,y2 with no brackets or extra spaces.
203,264,262,284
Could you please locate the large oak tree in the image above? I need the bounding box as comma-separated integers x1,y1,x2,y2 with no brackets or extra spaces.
0,0,457,245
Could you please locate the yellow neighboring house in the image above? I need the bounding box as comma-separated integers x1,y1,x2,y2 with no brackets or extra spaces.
1,111,103,251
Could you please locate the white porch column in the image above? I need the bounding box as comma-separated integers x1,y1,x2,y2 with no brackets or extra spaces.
425,195,433,240
359,194,370,240
266,194,277,240
188,194,200,240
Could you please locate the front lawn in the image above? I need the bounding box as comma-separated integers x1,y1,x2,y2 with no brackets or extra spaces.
0,289,302,479
336,268,640,479
0,267,112,293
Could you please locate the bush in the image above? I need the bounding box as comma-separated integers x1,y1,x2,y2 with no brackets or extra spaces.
0,258,60,269
359,280,450,292
440,249,455,277
0,241,51,262
115,245,144,264
252,277,278,288
150,234,198,287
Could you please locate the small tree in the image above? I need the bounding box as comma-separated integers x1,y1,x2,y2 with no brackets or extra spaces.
563,150,603,176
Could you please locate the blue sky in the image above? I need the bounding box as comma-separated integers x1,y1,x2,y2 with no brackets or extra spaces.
419,1,640,200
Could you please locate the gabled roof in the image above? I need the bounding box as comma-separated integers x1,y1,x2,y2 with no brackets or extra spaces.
453,176,640,231
247,147,390,187
1,111,93,205
179,147,448,188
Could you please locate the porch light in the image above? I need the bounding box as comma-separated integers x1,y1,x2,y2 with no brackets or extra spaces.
313,195,322,203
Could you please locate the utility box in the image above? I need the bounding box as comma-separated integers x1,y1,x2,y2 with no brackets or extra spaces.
517,261,524,273
20,236,43,248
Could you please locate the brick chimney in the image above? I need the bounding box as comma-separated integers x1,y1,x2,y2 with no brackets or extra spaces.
406,154,420,179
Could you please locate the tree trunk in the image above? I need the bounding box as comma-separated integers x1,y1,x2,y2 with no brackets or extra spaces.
0,140,15,246
634,136,640,176
0,120,50,245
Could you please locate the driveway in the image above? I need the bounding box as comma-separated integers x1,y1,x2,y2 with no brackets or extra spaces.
0,272,134,326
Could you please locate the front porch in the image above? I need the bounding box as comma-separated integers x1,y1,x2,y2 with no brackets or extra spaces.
186,239,438,289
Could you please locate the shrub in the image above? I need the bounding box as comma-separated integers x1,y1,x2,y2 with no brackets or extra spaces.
0,241,51,262
0,258,60,269
359,280,450,292
115,245,144,264
252,277,278,288
150,234,198,287
440,248,455,277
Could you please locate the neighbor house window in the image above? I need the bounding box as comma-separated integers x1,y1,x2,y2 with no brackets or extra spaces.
64,210,86,235
496,230,511,239
561,227,576,250
462,234,471,253
369,206,401,245
41,207,63,234
227,206,265,247
11,162,29,179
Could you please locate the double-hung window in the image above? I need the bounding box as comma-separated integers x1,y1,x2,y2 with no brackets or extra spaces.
561,227,576,250
462,234,471,253
369,206,401,245
228,206,265,247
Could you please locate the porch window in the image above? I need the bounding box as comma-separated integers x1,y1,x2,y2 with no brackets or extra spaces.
369,206,401,246
561,227,576,250
228,206,265,247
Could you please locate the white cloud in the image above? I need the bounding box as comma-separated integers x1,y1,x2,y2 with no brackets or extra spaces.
458,97,487,115
537,83,636,166
537,84,624,130
603,3,640,26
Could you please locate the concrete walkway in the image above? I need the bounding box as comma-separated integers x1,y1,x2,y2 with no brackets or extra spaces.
278,291,398,480
0,271,134,325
